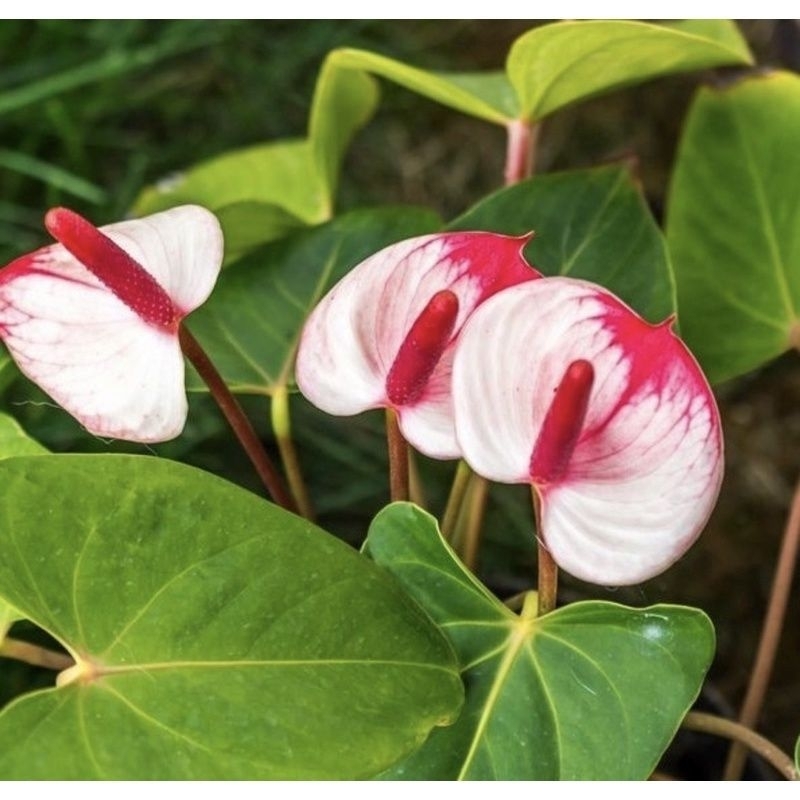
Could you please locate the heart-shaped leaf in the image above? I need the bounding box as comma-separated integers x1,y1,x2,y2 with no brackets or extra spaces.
667,71,800,383
365,503,715,780
450,164,675,322
0,456,462,779
508,19,752,121
186,205,441,395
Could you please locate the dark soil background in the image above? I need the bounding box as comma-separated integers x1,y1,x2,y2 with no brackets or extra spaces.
1,19,798,773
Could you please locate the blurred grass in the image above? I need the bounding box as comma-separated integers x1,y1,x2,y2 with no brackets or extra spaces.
0,20,534,263
1,21,794,262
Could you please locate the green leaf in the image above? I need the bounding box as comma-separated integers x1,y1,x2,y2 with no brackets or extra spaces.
0,413,47,459
186,205,441,395
310,57,381,210
0,346,19,394
133,138,326,225
0,456,462,779
215,202,306,265
132,59,379,258
365,504,715,780
667,71,800,383
507,19,752,121
326,48,517,124
450,164,675,322
0,599,18,644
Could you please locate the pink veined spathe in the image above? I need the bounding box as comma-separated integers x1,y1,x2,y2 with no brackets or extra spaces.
452,277,724,586
0,206,223,443
296,231,541,459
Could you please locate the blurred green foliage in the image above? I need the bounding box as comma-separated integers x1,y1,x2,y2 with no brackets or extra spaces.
0,20,532,261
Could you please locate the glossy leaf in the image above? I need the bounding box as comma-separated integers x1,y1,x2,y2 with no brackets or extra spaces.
0,415,44,643
325,48,516,123
0,348,20,393
667,71,800,383
133,138,326,224
215,202,306,265
0,456,462,779
451,164,675,321
0,412,47,458
508,19,752,120
186,206,441,395
365,504,715,780
0,599,17,644
321,23,750,128
133,142,326,263
310,57,381,210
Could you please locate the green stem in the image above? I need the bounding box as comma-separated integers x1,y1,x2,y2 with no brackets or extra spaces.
723,476,800,780
683,711,798,781
385,408,409,502
532,487,557,616
503,591,527,612
462,474,489,572
179,326,295,512
408,449,427,509
0,637,74,671
441,460,472,542
271,385,314,520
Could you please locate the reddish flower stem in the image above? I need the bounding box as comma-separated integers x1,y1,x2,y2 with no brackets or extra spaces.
532,487,557,616
504,119,539,185
684,712,798,781
0,637,74,672
723,476,800,780
179,326,295,512
385,408,409,503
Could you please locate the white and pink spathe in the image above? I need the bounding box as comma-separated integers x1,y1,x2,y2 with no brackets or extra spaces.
296,232,541,459
0,206,223,443
452,277,723,586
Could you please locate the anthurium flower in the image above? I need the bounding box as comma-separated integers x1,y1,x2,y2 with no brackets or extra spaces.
296,232,540,458
0,206,223,442
452,277,723,585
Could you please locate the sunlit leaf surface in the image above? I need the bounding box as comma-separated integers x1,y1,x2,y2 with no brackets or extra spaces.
508,19,752,120
366,504,714,780
0,456,462,779
667,71,800,383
